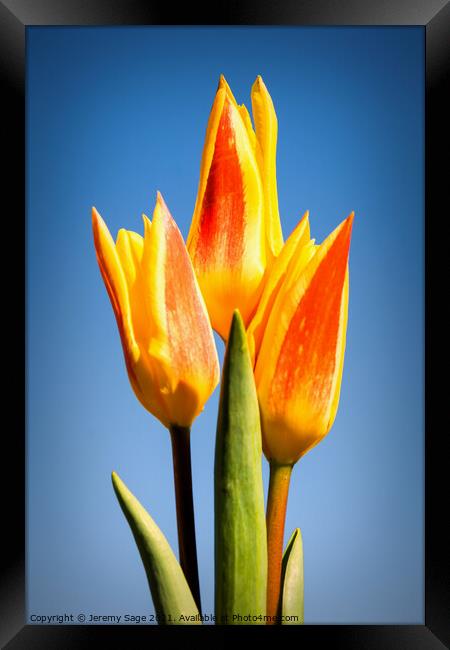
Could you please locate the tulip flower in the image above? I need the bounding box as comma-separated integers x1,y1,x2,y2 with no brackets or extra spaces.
187,75,283,340
250,212,354,620
92,193,219,429
254,213,353,464
92,192,220,610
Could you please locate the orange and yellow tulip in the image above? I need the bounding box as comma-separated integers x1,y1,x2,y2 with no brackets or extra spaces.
187,75,283,340
253,212,354,465
92,192,220,429
253,212,354,621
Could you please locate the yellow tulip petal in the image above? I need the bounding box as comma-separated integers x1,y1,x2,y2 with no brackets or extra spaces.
92,208,138,361
92,208,158,415
217,73,238,107
116,228,144,288
255,213,354,464
115,228,153,351
115,224,167,423
130,352,172,428
247,211,311,365
251,75,283,260
238,103,257,151
141,207,167,352
188,76,266,339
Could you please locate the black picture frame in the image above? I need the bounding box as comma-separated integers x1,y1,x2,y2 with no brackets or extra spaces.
1,1,448,647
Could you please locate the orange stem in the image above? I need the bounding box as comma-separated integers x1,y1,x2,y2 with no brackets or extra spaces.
266,461,293,623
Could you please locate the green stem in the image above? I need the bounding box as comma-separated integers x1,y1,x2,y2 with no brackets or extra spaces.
169,425,202,613
266,461,293,623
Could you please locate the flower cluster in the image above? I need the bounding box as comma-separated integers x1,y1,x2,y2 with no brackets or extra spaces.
94,75,353,463
93,75,354,625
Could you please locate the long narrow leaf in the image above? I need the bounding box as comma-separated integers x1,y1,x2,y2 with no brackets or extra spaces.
112,472,201,625
280,528,304,624
215,310,267,624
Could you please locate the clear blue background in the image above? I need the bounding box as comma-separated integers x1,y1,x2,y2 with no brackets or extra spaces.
27,26,424,624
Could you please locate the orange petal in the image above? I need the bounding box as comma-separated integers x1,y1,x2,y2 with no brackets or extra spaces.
187,76,265,340
145,193,220,426
247,211,311,365
92,208,156,413
194,96,248,270
92,208,138,361
255,213,354,464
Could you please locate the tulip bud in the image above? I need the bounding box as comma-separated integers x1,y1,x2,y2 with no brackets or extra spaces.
254,214,354,464
92,192,219,428
187,75,284,340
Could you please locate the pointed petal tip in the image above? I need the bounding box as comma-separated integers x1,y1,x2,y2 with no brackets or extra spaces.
216,74,239,107
91,207,108,239
345,211,355,232
155,190,167,212
217,74,231,95
323,212,354,255
153,191,171,223
288,210,310,239
252,74,270,96
91,208,113,244
321,212,354,262
142,213,152,238
334,212,355,239
91,206,101,224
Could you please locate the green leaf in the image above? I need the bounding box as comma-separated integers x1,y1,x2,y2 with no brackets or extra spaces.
280,528,304,624
214,310,267,624
111,472,201,625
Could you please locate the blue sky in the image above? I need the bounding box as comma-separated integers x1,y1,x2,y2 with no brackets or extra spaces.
27,26,424,624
